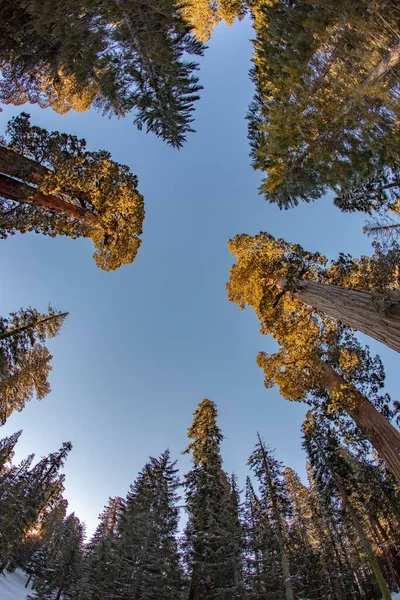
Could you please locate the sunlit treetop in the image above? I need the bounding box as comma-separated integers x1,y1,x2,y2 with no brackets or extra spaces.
0,113,145,271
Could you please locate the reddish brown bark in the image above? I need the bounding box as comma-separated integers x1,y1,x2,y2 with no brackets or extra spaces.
277,276,400,353
0,173,101,229
0,146,48,185
320,362,400,483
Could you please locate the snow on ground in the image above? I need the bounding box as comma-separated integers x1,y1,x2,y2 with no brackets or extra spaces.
1,569,400,600
0,569,32,600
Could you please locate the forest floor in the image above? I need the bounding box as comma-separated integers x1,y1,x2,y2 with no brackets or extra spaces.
1,569,400,600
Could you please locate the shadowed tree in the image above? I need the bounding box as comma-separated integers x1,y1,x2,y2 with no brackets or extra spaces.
0,113,145,271
183,399,243,600
0,305,67,424
0,0,205,148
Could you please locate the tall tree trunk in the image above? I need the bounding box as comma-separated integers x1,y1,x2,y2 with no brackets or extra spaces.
339,488,391,600
0,173,101,229
320,361,400,483
277,276,400,353
0,146,48,185
0,312,68,341
257,434,294,600
0,146,91,206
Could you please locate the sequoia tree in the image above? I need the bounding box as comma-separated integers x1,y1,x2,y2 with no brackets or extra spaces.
0,0,205,147
227,232,400,352
247,0,400,207
227,233,400,481
0,113,145,271
0,305,67,424
181,0,246,41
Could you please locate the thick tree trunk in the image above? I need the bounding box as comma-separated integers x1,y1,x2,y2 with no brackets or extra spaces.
278,276,400,353
364,41,400,86
0,146,48,185
257,434,294,600
0,173,101,229
0,312,68,341
320,362,400,482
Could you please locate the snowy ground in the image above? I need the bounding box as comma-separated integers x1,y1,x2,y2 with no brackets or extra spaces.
1,570,400,600
0,569,32,600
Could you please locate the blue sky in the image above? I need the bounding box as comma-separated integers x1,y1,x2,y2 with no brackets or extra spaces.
0,19,398,536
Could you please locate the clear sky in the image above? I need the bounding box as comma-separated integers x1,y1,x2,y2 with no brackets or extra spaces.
0,18,398,537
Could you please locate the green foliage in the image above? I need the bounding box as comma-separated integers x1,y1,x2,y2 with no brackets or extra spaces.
184,399,244,599
115,450,185,600
180,0,246,41
0,438,72,573
29,513,85,600
247,0,400,207
0,0,205,147
0,305,67,425
1,113,145,271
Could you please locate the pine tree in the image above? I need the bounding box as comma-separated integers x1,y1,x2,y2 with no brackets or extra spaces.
247,0,400,208
248,435,294,600
227,231,400,481
303,412,392,600
83,496,124,600
0,304,67,424
183,398,243,600
242,476,283,598
0,0,205,147
227,231,400,353
114,450,184,600
0,440,72,573
283,467,330,599
29,513,85,600
0,113,145,271
0,430,22,472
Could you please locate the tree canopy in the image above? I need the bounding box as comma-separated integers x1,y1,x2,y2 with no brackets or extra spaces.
0,0,205,147
247,0,400,208
0,113,145,271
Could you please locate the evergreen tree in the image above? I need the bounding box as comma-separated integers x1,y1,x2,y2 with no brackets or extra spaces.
0,430,22,472
227,231,400,353
114,450,184,600
247,0,400,207
283,467,331,599
0,305,67,424
303,412,393,600
29,513,85,600
0,0,205,147
0,440,72,573
227,231,400,481
183,398,243,600
242,476,283,598
83,496,124,600
0,113,145,271
248,435,293,600
334,166,400,247
180,0,246,42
